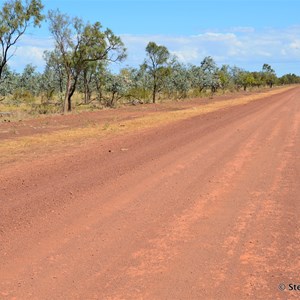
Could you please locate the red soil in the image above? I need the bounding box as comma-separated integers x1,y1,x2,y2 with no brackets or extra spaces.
0,87,299,299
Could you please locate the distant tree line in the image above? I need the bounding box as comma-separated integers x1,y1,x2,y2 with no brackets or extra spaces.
1,0,300,114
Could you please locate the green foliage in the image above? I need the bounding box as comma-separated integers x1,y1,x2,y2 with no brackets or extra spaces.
1,6,294,116
43,49,66,101
0,65,18,95
200,56,220,94
19,64,41,96
103,72,130,107
279,73,300,84
165,60,191,99
47,9,126,112
0,0,44,80
231,66,277,91
262,64,277,88
218,65,232,92
144,41,171,103
189,64,205,94
12,89,34,103
238,71,255,91
128,65,152,102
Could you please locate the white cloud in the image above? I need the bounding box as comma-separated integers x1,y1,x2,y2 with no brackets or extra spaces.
119,26,300,75
170,47,200,63
194,32,238,42
8,35,53,72
8,26,300,75
290,40,300,49
230,27,255,33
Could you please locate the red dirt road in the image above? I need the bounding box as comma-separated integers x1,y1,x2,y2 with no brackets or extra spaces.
1,87,300,299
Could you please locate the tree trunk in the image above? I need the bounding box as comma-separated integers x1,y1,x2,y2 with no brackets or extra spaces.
63,75,72,113
68,81,77,111
152,82,157,103
96,81,103,102
84,85,91,104
110,91,116,107
83,71,91,104
63,73,77,113
0,57,7,82
152,90,156,103
67,94,72,111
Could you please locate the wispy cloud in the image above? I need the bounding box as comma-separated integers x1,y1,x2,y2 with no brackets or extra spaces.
9,26,300,75
120,26,300,74
9,35,53,72
229,26,256,33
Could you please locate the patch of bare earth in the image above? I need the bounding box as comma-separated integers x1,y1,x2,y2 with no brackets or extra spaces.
0,86,299,299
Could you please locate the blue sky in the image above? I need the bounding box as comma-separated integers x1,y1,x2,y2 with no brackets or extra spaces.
7,0,300,75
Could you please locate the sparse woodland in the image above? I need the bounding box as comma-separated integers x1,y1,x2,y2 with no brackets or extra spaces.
1,0,300,116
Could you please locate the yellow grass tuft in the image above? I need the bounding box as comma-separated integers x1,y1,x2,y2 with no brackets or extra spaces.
0,86,294,165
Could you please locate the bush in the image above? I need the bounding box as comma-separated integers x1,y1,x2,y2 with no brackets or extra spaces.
12,89,35,104
29,103,61,115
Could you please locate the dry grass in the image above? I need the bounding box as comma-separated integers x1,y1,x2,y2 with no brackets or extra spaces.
0,86,294,165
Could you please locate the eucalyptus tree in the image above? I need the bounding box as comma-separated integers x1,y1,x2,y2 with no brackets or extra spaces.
9,64,41,103
144,42,170,103
19,64,40,96
47,10,126,112
130,64,152,102
93,62,109,103
166,61,191,99
0,66,19,98
0,0,44,81
189,64,205,94
43,49,66,100
231,66,244,90
239,71,255,91
279,73,300,85
40,63,60,102
80,62,97,104
218,65,232,92
200,56,220,94
77,61,109,104
262,64,277,88
252,71,264,88
104,71,130,107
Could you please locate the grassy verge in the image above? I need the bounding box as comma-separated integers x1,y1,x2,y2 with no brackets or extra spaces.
0,86,294,165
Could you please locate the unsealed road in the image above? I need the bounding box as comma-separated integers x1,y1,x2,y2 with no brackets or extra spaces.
1,87,300,299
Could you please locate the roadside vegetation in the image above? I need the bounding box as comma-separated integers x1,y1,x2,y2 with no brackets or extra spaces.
1,0,300,119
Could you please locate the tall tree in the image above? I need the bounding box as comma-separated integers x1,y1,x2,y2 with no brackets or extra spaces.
279,73,300,85
200,56,220,94
43,49,65,100
104,71,130,107
166,60,191,99
125,65,151,102
0,0,44,81
19,63,40,96
77,61,108,105
239,71,255,91
218,65,232,92
262,63,277,88
0,65,18,97
144,42,170,103
47,10,126,112
190,64,205,94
